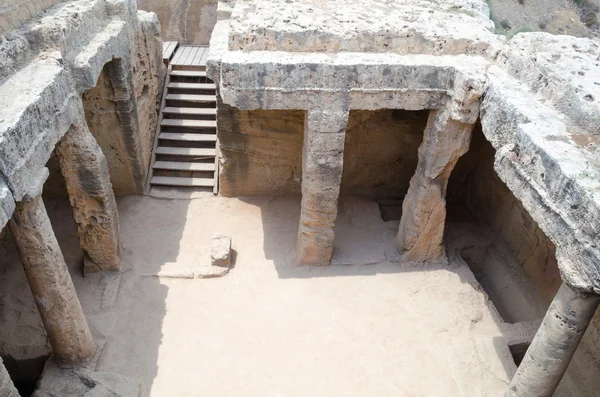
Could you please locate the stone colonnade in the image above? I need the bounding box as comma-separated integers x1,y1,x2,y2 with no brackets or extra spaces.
5,103,122,368
294,105,600,396
296,105,473,266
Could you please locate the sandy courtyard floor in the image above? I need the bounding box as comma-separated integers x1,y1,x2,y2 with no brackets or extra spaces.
2,193,518,396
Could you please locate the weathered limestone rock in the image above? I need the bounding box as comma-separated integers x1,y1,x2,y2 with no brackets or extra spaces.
0,356,20,397
137,0,217,45
211,233,232,267
481,35,600,294
506,283,600,397
396,109,474,263
8,195,95,368
297,109,348,266
0,0,163,201
216,107,304,197
0,0,64,37
197,266,230,279
0,54,78,201
56,119,121,273
0,175,16,231
134,10,166,176
101,59,147,195
33,358,140,397
229,0,500,57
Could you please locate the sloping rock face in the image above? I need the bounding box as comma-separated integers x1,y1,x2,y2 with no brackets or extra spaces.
481,33,600,294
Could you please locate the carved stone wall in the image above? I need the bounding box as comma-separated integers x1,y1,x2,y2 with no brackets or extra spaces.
137,0,217,44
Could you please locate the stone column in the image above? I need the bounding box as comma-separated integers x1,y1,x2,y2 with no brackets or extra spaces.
56,121,121,273
396,109,473,263
297,109,349,266
9,196,95,368
506,282,600,397
0,357,19,397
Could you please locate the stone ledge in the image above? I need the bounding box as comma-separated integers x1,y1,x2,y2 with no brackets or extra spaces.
0,54,79,200
482,67,600,293
218,52,487,111
22,0,108,61
73,20,129,92
496,33,600,136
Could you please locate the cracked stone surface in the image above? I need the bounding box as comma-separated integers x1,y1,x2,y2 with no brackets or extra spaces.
481,33,600,293
228,0,501,56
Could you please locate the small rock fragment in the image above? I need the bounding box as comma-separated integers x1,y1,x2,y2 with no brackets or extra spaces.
211,233,232,267
197,266,230,279
153,271,195,279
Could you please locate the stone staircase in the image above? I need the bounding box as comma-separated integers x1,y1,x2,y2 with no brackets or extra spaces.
148,62,218,192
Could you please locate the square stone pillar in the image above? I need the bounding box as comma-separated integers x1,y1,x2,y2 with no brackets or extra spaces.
396,109,473,263
9,195,95,368
297,109,349,266
56,120,121,273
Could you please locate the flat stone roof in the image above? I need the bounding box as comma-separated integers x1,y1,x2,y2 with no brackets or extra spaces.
229,0,501,57
481,33,600,293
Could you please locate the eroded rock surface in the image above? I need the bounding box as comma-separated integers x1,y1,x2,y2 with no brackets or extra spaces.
481,33,600,294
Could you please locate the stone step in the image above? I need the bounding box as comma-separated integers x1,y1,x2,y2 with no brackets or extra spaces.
168,82,215,90
169,70,207,78
151,176,214,187
158,132,217,142
153,161,215,172
160,119,216,128
162,107,216,117
165,94,216,103
155,147,216,157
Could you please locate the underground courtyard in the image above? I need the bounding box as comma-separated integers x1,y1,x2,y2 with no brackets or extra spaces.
1,0,600,396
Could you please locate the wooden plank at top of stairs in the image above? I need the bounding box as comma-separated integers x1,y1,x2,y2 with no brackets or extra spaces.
153,161,216,172
165,94,216,103
162,41,178,60
162,107,216,116
191,47,206,65
168,82,216,90
158,132,217,142
151,176,214,187
171,47,186,64
199,46,210,66
169,70,207,78
155,147,216,157
184,47,200,65
178,47,193,65
161,119,216,128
